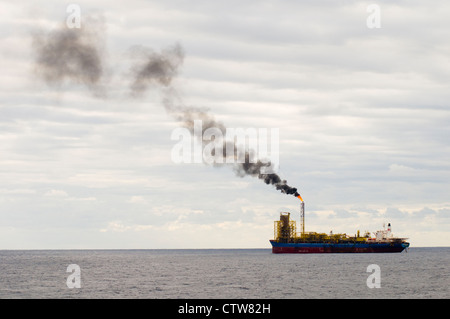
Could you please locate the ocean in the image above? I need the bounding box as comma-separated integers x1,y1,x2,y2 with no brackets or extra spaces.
0,248,448,299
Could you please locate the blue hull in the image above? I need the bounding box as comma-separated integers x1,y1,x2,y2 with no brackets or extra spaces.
270,240,409,253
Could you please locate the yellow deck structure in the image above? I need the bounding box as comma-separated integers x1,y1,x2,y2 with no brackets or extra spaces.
274,212,370,244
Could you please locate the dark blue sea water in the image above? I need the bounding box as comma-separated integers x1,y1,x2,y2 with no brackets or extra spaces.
0,248,448,298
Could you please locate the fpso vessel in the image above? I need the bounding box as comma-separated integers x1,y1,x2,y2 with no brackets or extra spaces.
270,201,409,254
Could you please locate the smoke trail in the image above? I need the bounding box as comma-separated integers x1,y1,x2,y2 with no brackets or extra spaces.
129,43,301,198
31,17,301,198
234,153,301,197
32,19,106,96
128,43,184,97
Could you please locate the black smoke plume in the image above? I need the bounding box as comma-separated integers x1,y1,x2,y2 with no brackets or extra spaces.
32,18,106,96
31,21,301,199
129,43,301,198
128,43,184,97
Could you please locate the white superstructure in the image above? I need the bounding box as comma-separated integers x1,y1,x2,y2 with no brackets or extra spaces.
368,223,408,243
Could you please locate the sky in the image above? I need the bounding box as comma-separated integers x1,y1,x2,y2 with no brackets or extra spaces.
1,0,449,248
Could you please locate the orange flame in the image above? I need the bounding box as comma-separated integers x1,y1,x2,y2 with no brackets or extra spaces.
297,195,303,202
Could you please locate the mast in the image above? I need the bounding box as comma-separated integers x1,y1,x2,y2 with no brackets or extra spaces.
300,200,305,236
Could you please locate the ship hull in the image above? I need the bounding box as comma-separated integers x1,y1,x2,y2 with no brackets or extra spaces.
270,240,409,253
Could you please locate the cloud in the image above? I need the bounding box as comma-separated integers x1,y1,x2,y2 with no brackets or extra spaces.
100,221,133,232
127,196,147,204
0,188,37,195
37,189,96,202
1,0,449,248
384,207,407,219
389,164,417,175
44,189,68,197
